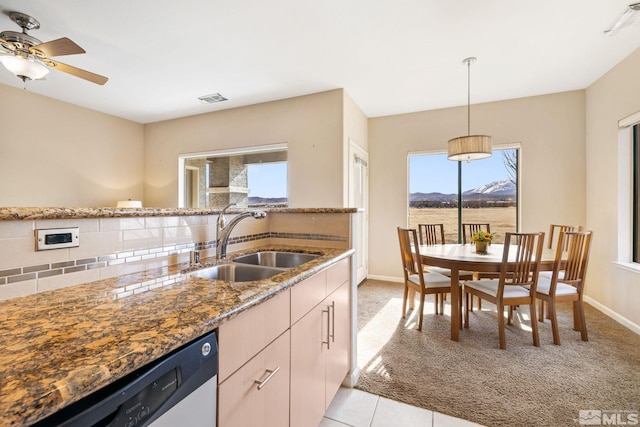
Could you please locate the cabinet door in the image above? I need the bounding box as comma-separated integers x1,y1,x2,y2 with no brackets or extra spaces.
218,331,290,427
325,281,350,408
218,289,290,382
290,303,328,427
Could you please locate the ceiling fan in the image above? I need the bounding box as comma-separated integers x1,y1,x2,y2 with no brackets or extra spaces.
0,11,108,85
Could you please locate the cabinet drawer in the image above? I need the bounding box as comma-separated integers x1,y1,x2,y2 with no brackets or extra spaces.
218,330,290,427
218,289,290,381
326,257,350,295
291,269,326,325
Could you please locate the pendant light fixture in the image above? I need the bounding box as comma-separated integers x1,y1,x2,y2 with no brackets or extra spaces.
447,57,492,162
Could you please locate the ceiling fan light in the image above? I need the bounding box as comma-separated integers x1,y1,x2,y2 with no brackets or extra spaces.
0,55,49,80
448,135,492,162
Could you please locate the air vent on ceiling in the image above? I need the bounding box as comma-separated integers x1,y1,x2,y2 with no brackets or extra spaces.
198,93,228,103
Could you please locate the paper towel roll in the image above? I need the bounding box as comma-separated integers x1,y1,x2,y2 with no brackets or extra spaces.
116,200,143,208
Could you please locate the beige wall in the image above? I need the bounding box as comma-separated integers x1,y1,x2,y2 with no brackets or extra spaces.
585,47,640,328
342,91,369,206
0,84,143,207
143,90,346,208
368,90,586,279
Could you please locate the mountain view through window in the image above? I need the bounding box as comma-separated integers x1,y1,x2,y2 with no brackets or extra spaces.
409,148,518,243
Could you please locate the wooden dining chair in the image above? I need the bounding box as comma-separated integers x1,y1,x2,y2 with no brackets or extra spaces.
462,223,491,244
538,224,583,318
535,230,592,345
397,227,453,331
461,223,493,310
547,224,583,251
417,223,446,245
418,222,474,274
463,232,545,349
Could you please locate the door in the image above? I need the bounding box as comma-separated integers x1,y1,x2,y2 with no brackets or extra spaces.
348,140,369,284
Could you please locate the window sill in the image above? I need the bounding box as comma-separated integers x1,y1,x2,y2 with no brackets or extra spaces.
613,261,640,274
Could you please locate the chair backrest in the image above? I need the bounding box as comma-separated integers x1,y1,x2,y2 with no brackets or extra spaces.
397,227,422,280
462,223,491,244
548,224,583,250
499,232,545,289
550,230,593,294
417,223,445,245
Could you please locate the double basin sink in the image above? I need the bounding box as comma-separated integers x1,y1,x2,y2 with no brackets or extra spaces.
190,251,320,282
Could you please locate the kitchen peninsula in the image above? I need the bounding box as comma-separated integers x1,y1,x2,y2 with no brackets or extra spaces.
0,207,357,426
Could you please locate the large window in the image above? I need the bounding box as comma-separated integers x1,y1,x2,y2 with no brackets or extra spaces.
409,147,518,243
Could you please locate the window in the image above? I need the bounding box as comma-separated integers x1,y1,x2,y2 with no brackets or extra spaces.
409,147,519,243
178,144,287,208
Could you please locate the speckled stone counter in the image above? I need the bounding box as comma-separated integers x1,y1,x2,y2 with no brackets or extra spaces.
0,245,353,426
0,207,358,221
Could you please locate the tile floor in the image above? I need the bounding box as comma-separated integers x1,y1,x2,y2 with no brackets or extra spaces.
321,388,484,427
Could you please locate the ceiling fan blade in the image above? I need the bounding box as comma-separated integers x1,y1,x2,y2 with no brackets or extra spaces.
48,60,108,85
30,37,85,57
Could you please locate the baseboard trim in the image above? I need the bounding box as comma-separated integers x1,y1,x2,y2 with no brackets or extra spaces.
584,296,640,335
365,274,403,283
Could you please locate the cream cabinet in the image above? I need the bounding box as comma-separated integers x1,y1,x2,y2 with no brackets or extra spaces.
218,290,291,427
217,257,351,427
218,330,290,427
290,259,351,427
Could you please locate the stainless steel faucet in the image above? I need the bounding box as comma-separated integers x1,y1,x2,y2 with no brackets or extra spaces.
216,203,267,260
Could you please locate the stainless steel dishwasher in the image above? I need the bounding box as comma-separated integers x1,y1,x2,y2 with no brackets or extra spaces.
34,330,218,427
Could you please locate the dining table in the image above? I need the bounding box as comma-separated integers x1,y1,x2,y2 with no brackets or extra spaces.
413,243,558,341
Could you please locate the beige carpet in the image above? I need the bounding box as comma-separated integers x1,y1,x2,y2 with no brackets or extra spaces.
355,279,640,427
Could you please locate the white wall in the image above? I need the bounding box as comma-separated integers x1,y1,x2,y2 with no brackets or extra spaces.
143,90,346,208
585,47,640,329
368,90,586,279
0,84,144,207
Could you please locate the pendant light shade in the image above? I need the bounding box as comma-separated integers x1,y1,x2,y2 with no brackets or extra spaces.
447,57,492,162
448,135,492,161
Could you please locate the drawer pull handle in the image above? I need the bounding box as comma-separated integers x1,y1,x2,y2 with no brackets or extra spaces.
329,301,335,343
255,366,280,390
322,307,331,349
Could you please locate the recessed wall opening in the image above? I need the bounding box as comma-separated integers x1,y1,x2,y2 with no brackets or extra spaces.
178,143,288,209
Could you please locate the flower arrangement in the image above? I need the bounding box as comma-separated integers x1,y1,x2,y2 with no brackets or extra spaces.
470,230,495,243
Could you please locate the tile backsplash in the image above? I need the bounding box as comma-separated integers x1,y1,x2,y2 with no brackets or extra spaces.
0,212,351,300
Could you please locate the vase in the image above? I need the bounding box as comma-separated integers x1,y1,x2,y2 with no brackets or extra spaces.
475,241,488,253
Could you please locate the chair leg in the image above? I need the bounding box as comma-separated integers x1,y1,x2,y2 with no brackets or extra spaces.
417,291,426,331
507,306,514,325
497,303,506,350
574,300,589,342
402,285,409,318
538,297,545,322
464,289,470,328
546,301,551,320
530,302,540,347
439,292,445,315
477,297,482,310
548,299,560,345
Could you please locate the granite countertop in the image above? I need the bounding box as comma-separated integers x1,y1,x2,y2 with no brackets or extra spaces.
0,245,353,427
0,207,358,221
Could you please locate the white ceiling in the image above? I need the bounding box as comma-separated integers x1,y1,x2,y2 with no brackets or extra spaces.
1,0,639,124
